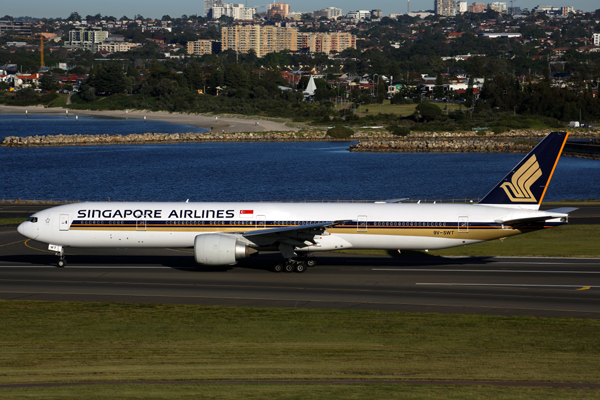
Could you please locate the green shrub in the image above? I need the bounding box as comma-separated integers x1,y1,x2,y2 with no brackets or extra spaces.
388,126,411,136
492,126,509,134
326,126,354,138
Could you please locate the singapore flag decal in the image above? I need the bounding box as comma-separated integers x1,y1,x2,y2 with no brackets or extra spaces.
240,210,254,215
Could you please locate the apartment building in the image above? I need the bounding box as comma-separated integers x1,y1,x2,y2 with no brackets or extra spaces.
222,25,356,57
187,40,214,55
267,3,290,19
212,4,256,20
313,7,343,19
204,0,222,17
435,0,454,16
96,42,140,53
68,27,109,51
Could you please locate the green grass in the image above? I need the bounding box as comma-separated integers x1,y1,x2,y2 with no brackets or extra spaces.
0,218,26,225
47,94,69,108
2,382,600,399
429,225,600,258
339,225,600,258
335,101,465,117
1,301,600,388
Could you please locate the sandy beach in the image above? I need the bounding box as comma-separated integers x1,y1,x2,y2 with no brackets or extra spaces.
0,105,299,133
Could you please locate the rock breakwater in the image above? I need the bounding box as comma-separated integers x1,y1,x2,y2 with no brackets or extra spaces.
348,139,537,153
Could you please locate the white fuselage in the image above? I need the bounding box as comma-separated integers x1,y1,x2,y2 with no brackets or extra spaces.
17,201,564,252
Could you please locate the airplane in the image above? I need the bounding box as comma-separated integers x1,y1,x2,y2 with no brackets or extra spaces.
17,131,576,273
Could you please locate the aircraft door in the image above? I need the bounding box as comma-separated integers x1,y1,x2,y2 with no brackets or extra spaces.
136,220,146,231
458,216,469,233
59,214,70,231
357,215,368,232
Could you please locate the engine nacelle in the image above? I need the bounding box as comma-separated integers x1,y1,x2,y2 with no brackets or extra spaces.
194,233,257,266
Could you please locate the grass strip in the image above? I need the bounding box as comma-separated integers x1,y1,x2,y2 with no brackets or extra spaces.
0,218,26,225
1,301,599,387
339,225,600,258
2,383,600,399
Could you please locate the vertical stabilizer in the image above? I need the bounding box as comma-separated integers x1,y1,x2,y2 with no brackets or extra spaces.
479,131,569,209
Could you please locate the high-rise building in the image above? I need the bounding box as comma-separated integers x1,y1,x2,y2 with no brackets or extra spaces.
313,7,343,19
435,0,453,16
468,2,487,13
593,33,600,46
204,0,221,17
221,25,356,57
212,4,256,20
488,2,508,13
267,3,290,19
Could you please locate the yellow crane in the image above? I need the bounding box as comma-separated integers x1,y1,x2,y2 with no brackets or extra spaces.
14,35,45,68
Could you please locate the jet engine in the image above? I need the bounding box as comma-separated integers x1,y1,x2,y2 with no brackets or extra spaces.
194,233,257,266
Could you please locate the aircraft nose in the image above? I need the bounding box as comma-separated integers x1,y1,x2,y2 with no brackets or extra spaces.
17,221,27,237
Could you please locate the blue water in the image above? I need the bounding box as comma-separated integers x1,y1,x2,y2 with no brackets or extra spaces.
1,113,598,202
1,140,598,202
0,114,208,138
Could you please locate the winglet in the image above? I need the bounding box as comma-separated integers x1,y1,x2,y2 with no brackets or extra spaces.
479,132,569,209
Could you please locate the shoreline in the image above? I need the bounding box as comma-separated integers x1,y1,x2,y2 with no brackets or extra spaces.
0,105,299,133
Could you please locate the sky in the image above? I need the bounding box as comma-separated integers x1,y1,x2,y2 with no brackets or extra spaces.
2,0,598,20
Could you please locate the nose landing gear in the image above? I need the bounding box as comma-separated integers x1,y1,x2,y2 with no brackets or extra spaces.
49,244,67,268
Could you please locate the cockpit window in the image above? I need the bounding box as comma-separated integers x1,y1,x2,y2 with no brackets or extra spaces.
26,217,38,223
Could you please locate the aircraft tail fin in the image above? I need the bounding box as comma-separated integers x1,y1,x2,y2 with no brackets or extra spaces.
479,132,569,209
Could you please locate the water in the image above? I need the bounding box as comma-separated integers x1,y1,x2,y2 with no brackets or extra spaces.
1,141,598,202
0,114,208,138
1,114,598,202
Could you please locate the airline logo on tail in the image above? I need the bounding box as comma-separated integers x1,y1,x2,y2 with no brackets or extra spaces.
500,155,543,203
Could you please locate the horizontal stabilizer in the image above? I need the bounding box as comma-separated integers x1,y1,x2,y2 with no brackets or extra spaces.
494,208,576,225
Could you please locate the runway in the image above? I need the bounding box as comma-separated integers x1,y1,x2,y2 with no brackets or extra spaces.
1,228,599,319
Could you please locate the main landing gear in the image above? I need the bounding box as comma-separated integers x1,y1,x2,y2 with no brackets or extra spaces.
272,257,316,273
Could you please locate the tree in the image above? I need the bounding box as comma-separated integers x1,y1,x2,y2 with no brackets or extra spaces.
39,73,59,92
89,63,126,95
415,101,442,121
67,12,81,21
465,75,474,108
433,72,444,99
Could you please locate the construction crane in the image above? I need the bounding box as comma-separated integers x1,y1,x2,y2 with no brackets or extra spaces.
14,35,45,68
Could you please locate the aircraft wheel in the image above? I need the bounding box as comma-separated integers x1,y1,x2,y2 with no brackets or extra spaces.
284,262,295,273
57,259,66,268
306,258,317,268
273,263,283,273
294,261,307,273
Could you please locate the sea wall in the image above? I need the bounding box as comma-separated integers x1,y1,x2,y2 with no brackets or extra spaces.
1,128,598,147
348,139,536,153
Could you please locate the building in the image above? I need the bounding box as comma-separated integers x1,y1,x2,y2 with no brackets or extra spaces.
212,4,256,20
221,25,297,57
456,1,468,14
68,27,109,51
267,3,290,19
346,10,372,20
371,9,383,19
204,0,222,17
0,20,32,35
187,40,214,55
593,33,600,46
96,42,140,54
298,32,357,54
488,2,508,13
313,7,343,19
221,25,356,57
468,2,487,12
435,0,454,16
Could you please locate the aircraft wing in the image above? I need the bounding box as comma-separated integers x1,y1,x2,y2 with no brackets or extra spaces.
242,220,350,249
494,207,578,225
